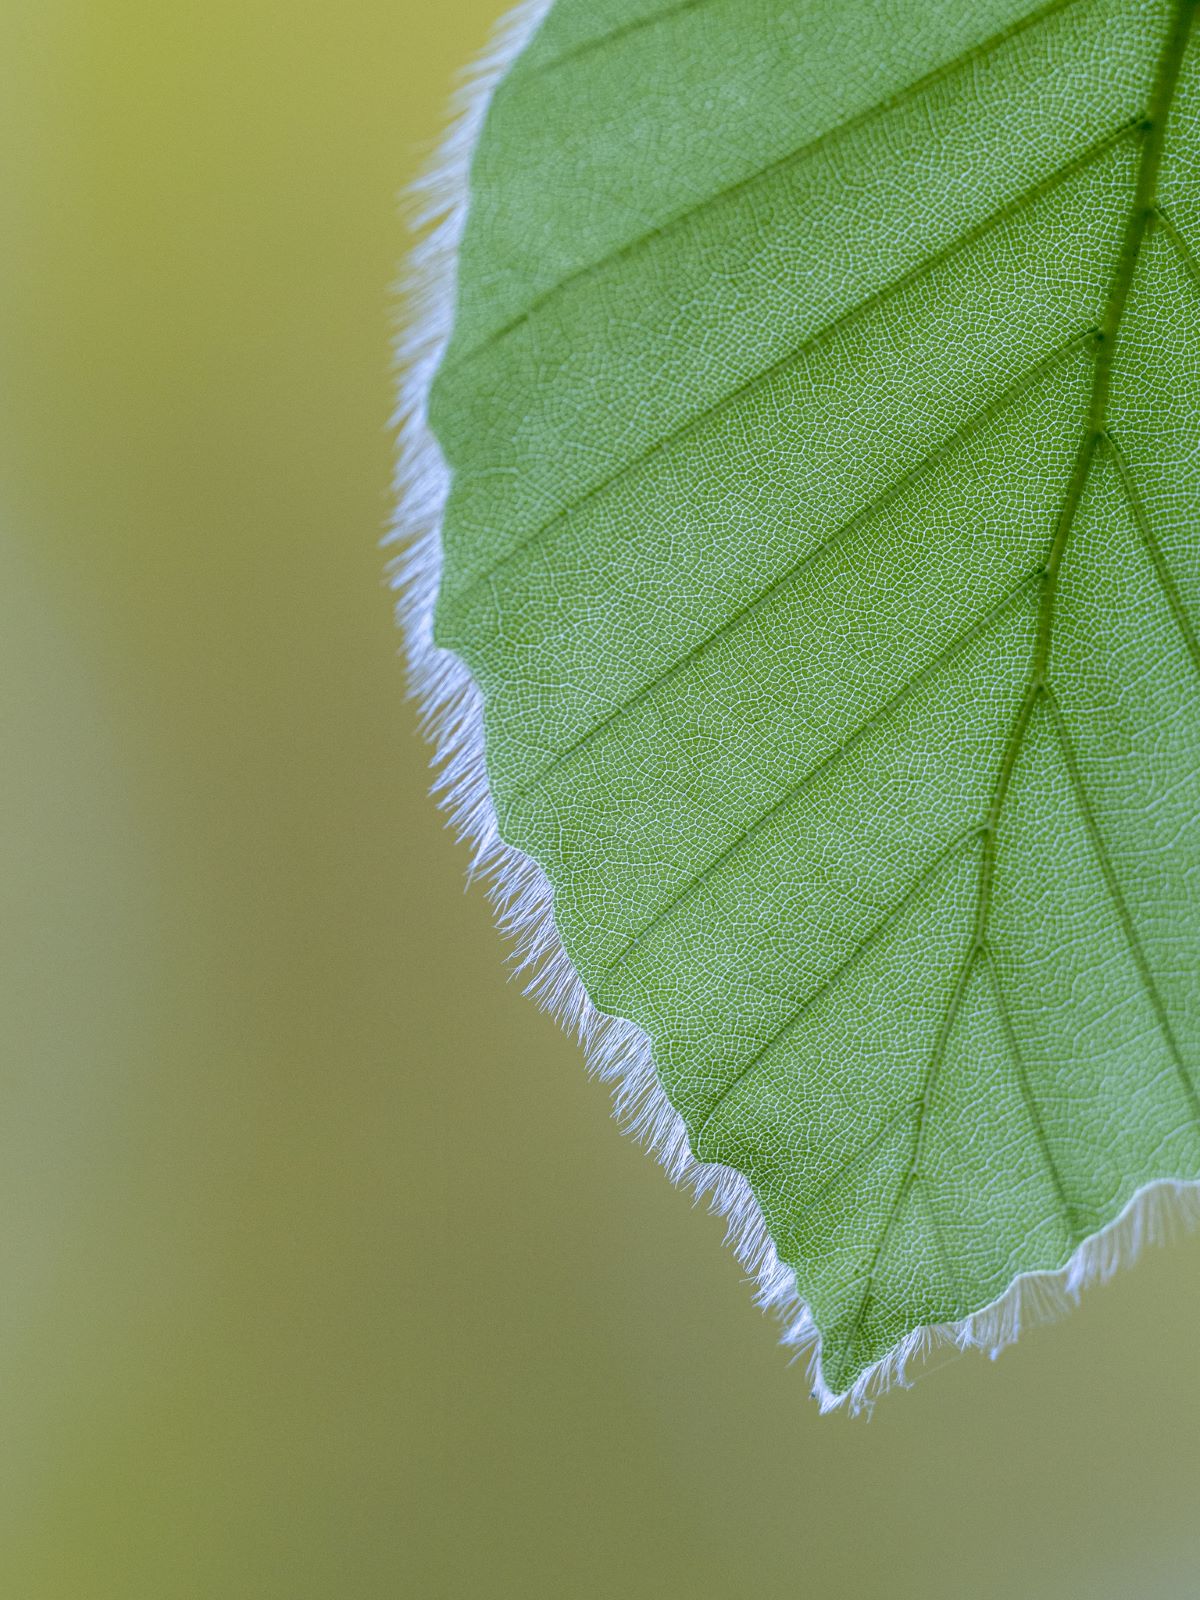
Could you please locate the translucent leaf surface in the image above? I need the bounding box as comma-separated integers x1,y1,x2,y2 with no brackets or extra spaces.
422,0,1200,1399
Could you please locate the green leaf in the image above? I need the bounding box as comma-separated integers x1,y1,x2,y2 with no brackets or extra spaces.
413,0,1200,1402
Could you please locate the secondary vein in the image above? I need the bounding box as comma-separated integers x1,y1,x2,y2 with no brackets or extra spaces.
456,0,1086,364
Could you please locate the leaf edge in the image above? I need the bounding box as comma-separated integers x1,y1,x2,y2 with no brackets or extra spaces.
387,0,1200,1412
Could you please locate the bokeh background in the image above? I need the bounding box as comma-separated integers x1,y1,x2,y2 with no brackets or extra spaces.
1,1,1199,1595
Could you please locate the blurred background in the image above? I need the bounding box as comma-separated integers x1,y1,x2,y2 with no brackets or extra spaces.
0,1,1198,1595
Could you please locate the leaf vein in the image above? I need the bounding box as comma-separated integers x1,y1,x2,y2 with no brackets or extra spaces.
1154,204,1200,301
448,126,1132,616
923,0,1200,1234
981,945,1081,1236
1046,689,1200,1130
690,826,981,1152
506,336,1089,812
458,0,1089,361
1105,430,1200,675
841,1177,913,1373
593,579,1035,990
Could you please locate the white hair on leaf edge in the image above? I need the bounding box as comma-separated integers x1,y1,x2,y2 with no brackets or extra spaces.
388,0,1200,1414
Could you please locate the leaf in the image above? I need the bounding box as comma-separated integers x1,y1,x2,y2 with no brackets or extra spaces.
402,0,1200,1405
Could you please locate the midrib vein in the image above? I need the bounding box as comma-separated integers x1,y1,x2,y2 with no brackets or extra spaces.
614,9,1197,1201
930,0,1200,1146
832,0,1198,1362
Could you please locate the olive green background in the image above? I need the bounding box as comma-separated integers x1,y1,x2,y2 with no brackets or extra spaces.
0,1,1197,1595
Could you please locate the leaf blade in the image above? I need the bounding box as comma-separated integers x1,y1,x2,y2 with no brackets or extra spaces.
421,0,1200,1399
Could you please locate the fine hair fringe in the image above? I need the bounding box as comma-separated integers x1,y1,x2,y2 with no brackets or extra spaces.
387,0,1200,1413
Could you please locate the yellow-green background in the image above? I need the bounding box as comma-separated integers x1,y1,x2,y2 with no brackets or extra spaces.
0,2,1198,1594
